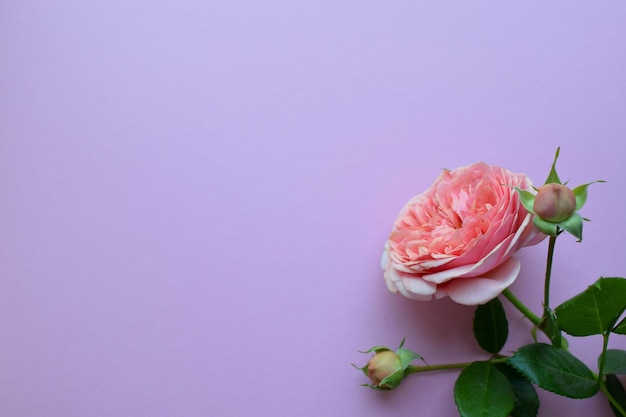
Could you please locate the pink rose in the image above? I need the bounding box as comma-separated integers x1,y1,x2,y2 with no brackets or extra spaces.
381,163,544,305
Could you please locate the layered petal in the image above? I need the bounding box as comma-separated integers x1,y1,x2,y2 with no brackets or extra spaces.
383,258,437,300
381,162,544,305
446,258,521,305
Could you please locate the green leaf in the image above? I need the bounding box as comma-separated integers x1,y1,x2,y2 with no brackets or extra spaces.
473,298,509,354
558,212,583,242
544,147,562,185
614,317,626,335
532,216,558,236
496,363,539,417
508,343,599,398
454,361,515,417
555,277,626,336
602,350,626,374
606,374,626,417
514,188,536,214
572,180,605,210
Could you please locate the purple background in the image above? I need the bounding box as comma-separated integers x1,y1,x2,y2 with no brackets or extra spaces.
2,1,626,416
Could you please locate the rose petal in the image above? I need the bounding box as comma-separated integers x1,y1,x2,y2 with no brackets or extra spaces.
445,258,521,305
402,275,437,299
384,266,437,300
380,247,389,270
517,214,546,248
406,257,455,272
503,212,546,255
381,163,543,305
421,234,515,284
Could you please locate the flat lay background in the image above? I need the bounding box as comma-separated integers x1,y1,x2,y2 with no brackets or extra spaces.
2,1,626,416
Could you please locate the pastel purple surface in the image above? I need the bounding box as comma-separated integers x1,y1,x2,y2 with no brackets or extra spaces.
2,1,626,416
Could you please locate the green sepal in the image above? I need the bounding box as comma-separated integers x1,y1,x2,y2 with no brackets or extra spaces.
351,363,369,377
359,346,391,354
514,188,537,214
396,348,422,369
398,337,407,349
533,216,559,236
555,277,626,336
605,374,626,417
601,350,626,374
507,343,599,399
572,180,605,210
473,297,509,354
378,368,405,390
454,361,515,417
355,362,405,391
395,338,423,369
361,382,391,391
558,212,583,242
495,363,540,417
544,147,563,185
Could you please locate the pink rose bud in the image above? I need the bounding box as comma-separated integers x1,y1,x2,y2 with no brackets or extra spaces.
533,183,577,223
367,350,404,389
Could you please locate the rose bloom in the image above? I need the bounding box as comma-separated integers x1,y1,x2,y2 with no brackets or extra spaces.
381,163,544,305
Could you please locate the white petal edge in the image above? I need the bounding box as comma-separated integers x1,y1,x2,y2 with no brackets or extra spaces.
445,257,521,305
384,266,437,300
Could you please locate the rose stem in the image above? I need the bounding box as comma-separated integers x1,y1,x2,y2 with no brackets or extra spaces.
405,358,508,375
596,332,626,416
405,362,471,375
601,383,626,417
543,235,558,310
501,288,541,326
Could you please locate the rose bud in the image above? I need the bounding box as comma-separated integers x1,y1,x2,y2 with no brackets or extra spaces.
533,183,577,223
355,340,421,390
366,350,404,390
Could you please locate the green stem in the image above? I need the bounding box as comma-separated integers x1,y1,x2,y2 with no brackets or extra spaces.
595,331,625,416
598,331,610,383
501,288,541,326
405,357,508,375
600,383,626,417
544,235,557,309
502,288,570,349
405,362,471,375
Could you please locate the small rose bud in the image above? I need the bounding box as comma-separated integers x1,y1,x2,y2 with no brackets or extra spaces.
367,350,404,389
533,183,577,223
355,340,421,390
